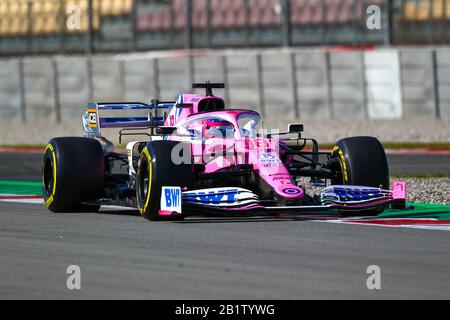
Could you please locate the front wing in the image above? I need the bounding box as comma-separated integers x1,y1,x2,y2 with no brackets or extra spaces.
158,183,407,218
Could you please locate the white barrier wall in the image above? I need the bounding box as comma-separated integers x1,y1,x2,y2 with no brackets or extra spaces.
55,56,90,120
91,56,124,102
226,53,263,114
399,49,437,119
436,49,450,119
193,56,226,84
329,51,366,119
0,47,449,124
294,51,330,119
157,56,192,101
122,58,158,103
261,52,298,118
364,50,403,119
22,57,57,122
0,59,22,122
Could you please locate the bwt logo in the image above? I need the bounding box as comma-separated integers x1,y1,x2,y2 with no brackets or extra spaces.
183,189,238,204
164,188,181,208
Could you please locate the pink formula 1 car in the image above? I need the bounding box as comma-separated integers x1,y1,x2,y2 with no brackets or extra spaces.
41,82,407,220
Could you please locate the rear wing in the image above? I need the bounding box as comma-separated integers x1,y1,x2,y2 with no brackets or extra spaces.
82,100,174,140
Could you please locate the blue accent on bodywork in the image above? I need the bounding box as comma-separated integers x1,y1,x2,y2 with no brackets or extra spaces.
99,117,165,128
97,103,173,111
183,189,239,204
321,186,388,204
332,187,383,200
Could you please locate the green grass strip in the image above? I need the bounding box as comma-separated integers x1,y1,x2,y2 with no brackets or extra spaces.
0,180,42,196
381,202,450,220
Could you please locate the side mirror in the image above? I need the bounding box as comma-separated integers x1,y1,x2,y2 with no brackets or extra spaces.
288,123,304,133
176,103,193,108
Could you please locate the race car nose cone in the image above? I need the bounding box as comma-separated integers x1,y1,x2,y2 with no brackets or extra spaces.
276,186,304,199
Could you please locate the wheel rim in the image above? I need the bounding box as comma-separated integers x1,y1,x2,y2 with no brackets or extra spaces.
331,153,345,185
43,156,54,198
138,156,150,209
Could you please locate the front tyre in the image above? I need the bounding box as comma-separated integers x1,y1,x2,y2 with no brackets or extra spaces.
331,136,389,189
136,141,192,221
42,137,105,212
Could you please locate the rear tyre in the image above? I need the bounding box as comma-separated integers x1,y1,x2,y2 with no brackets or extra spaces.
136,141,192,221
42,137,105,213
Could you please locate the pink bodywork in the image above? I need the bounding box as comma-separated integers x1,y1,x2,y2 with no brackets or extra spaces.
163,94,304,201
392,181,407,200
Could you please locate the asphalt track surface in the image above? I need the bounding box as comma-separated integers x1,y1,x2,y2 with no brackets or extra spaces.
1,202,450,299
1,152,450,299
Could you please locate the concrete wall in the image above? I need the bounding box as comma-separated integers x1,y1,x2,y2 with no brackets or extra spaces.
329,51,366,119
0,59,23,122
22,57,57,122
399,49,437,119
157,56,192,101
226,53,262,114
261,52,298,119
364,50,403,119
1,47,450,125
91,56,124,102
123,58,158,102
294,51,330,119
436,49,450,119
55,56,90,120
193,55,226,84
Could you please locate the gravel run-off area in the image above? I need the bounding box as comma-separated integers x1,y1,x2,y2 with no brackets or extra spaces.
395,177,450,205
